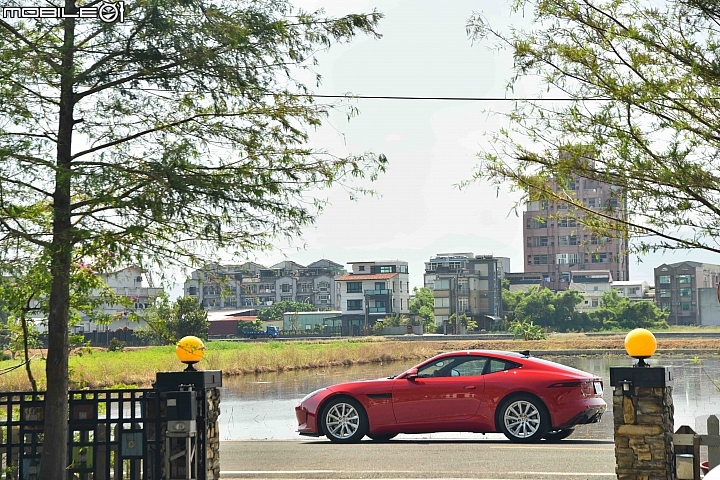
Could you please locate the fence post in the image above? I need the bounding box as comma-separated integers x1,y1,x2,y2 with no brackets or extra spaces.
709,415,720,471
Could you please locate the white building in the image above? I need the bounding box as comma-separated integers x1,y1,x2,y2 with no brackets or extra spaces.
569,270,613,312
80,266,164,333
611,280,652,302
335,260,410,331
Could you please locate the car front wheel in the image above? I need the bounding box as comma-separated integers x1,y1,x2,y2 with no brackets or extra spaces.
498,395,549,443
321,397,367,443
544,429,574,441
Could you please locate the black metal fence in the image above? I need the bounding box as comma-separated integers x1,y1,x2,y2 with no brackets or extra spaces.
0,388,166,480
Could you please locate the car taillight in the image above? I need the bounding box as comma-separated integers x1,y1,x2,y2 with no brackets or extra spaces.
548,381,582,388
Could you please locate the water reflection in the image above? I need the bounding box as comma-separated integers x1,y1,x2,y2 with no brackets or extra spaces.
219,355,720,441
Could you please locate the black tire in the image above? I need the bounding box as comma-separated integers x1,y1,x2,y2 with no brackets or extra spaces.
320,397,368,443
497,394,549,443
367,433,397,442
543,429,575,441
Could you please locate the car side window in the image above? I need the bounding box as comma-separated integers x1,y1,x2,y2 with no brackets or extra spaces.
417,360,447,378
452,358,487,377
486,359,520,374
417,356,487,378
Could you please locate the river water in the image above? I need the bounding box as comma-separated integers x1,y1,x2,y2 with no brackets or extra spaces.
218,355,720,441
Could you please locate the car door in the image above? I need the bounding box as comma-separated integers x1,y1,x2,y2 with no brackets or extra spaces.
392,355,487,426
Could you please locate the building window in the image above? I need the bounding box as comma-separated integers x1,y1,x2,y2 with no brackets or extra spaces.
371,265,395,273
678,275,692,284
458,297,468,311
588,198,596,207
660,302,670,310
188,286,197,295
527,218,547,229
659,275,671,284
558,218,577,228
347,299,363,310
434,297,450,308
281,283,292,293
435,279,450,290
591,299,599,307
359,266,365,271
659,289,671,298
680,288,692,297
400,265,408,273
281,295,292,302
591,253,607,263
558,235,569,246
347,282,362,293
533,255,550,265
681,302,692,311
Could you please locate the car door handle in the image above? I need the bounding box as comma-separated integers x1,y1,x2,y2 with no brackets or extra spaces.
464,386,476,390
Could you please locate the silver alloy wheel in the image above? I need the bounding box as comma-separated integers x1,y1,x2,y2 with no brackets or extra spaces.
325,401,361,439
503,399,541,439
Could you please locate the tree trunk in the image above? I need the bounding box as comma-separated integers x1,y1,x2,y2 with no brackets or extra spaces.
20,311,38,392
40,1,75,476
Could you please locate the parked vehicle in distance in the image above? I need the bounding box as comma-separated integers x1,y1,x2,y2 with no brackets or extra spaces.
241,326,279,339
295,350,605,443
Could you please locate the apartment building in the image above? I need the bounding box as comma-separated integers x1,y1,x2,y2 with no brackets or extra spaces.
184,259,345,311
568,270,613,312
81,266,163,333
655,261,720,326
335,260,410,334
611,280,654,302
523,160,629,291
423,253,507,331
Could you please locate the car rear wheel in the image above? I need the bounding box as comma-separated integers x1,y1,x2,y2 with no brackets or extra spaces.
321,397,367,443
367,433,397,442
544,429,575,441
498,395,549,443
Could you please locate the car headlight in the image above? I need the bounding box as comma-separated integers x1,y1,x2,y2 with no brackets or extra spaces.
299,388,327,403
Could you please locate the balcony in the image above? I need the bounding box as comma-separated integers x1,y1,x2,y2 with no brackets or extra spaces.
365,289,390,296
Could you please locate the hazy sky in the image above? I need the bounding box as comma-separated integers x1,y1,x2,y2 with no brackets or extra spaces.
171,0,720,296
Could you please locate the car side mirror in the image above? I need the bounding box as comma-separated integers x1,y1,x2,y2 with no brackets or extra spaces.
405,368,419,381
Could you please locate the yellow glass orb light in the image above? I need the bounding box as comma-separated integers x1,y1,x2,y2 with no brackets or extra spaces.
176,336,206,371
624,328,657,367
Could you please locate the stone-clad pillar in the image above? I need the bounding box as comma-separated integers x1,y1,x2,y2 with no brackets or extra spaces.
205,387,221,480
611,367,674,480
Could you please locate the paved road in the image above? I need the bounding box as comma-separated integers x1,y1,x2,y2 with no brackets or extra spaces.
219,438,617,479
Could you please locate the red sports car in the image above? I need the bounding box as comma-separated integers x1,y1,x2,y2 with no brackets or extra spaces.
295,350,606,443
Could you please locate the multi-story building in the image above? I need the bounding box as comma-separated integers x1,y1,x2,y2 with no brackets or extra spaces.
611,280,653,302
522,159,629,291
655,261,720,325
568,270,613,312
335,260,410,334
184,259,345,311
423,253,507,331
82,266,164,333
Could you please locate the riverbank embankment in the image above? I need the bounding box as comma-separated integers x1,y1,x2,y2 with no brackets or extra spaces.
0,332,717,391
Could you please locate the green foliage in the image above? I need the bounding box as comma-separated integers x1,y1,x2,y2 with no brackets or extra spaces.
449,313,478,332
409,287,435,333
509,318,546,340
503,287,668,332
238,319,263,333
1,0,385,472
466,0,720,255
141,294,209,343
258,301,314,322
108,338,126,353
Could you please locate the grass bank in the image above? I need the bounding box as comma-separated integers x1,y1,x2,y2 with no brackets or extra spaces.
0,338,439,391
0,333,717,392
